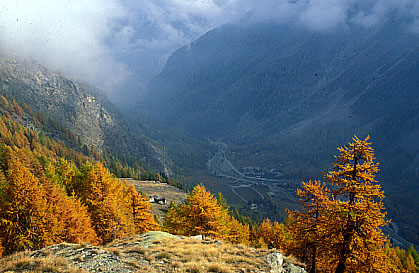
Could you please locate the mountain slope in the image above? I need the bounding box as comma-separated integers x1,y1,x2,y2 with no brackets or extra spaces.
0,54,171,173
139,21,419,244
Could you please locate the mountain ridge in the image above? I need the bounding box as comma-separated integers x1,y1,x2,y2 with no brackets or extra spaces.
138,21,419,245
0,54,172,173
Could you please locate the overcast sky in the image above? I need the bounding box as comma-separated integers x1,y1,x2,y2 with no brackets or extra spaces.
1,0,418,97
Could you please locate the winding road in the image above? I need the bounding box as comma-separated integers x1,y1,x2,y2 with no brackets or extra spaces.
207,141,298,203
207,140,417,249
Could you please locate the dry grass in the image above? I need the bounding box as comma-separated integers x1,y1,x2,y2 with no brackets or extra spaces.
126,180,187,222
284,254,306,268
0,236,288,273
115,237,276,273
0,250,85,273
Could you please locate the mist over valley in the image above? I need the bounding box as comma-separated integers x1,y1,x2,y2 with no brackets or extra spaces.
1,0,418,252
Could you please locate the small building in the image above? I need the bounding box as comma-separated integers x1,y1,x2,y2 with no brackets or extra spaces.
149,195,166,205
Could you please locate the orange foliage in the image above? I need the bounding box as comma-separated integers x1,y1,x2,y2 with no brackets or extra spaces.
43,183,98,245
125,184,159,233
0,159,52,254
164,184,228,238
164,184,255,242
0,108,159,254
286,136,390,273
225,217,250,244
76,162,135,244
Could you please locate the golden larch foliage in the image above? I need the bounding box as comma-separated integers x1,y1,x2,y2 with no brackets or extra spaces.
164,184,229,239
286,180,332,272
286,136,390,273
0,159,52,254
77,162,135,244
125,184,159,234
226,217,250,244
43,183,98,245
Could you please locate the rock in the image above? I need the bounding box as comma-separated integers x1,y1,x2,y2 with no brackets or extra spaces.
30,243,129,273
265,252,306,273
0,54,173,173
1,231,308,273
266,252,284,273
283,263,306,273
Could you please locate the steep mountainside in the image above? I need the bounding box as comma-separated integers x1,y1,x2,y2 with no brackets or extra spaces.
0,54,171,173
139,22,419,244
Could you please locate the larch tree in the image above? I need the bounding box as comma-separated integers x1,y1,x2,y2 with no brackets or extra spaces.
164,201,188,235
77,162,134,244
287,136,390,273
286,180,332,272
42,183,98,245
164,184,228,239
125,184,159,234
0,159,51,254
407,245,419,272
326,136,389,273
225,217,250,244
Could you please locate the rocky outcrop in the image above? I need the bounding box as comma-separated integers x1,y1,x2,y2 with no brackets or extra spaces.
266,252,306,273
0,231,306,273
0,54,172,173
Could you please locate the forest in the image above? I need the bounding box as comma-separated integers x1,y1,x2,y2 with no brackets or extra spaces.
0,96,418,273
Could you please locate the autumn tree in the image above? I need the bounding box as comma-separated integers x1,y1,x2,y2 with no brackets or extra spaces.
46,158,78,194
327,136,389,272
77,162,135,244
287,136,390,273
164,184,229,238
125,184,159,233
225,217,250,244
0,159,52,254
42,183,98,245
164,201,188,235
0,95,9,109
0,238,3,257
407,245,419,272
286,180,331,272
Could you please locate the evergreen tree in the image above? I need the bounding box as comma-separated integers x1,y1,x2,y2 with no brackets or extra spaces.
407,245,419,272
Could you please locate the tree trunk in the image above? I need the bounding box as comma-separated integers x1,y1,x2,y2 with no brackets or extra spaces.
309,245,317,273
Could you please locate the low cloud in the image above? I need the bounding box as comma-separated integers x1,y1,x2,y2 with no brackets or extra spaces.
1,0,418,97
0,0,129,91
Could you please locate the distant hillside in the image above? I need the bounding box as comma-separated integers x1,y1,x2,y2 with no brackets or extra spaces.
0,54,171,173
139,21,419,244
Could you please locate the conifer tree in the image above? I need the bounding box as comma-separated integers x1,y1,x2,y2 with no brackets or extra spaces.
225,217,250,244
286,180,331,272
0,159,51,254
42,183,98,245
47,158,77,193
125,184,159,233
327,136,389,273
164,184,229,238
164,201,187,235
287,136,390,273
271,221,286,250
0,240,3,257
407,245,419,272
77,162,135,244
